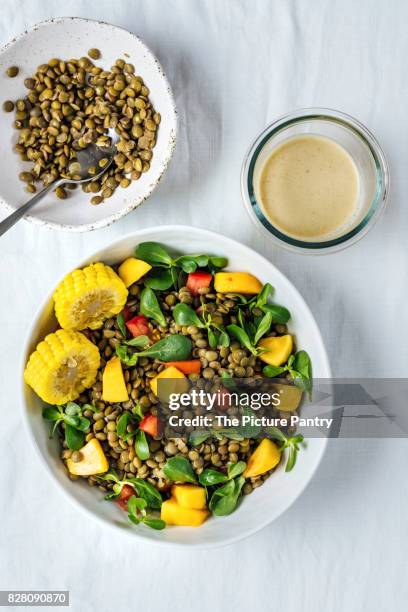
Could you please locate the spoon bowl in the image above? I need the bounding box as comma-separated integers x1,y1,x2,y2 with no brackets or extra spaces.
0,129,120,236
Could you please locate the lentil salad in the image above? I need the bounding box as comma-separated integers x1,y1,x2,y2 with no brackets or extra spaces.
24,242,312,530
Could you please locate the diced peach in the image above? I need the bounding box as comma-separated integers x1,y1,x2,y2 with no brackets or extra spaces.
244,438,281,478
161,498,209,527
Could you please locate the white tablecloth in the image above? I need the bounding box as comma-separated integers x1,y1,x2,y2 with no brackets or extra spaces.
1,1,407,610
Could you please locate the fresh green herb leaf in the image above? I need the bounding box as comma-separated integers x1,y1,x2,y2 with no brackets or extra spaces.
143,518,166,530
115,344,138,366
227,461,246,479
209,256,228,269
65,402,81,417
189,430,212,446
140,287,166,327
42,406,62,422
207,327,219,348
172,303,203,328
117,412,131,439
199,469,229,486
263,364,286,377
226,324,257,355
132,401,144,420
144,268,174,290
209,477,245,516
125,335,150,348
290,351,312,391
253,283,274,309
75,416,91,432
135,429,150,460
127,478,162,509
137,334,192,362
134,242,173,266
217,329,230,347
163,456,197,483
64,424,85,450
117,312,127,337
262,304,291,324
253,311,273,344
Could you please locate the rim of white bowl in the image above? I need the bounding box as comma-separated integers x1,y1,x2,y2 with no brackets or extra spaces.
20,225,331,548
0,17,177,232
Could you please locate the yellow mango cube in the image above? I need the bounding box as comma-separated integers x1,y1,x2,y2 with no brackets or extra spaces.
102,356,129,402
150,366,189,400
66,439,109,476
258,334,293,366
161,498,209,527
172,484,207,510
118,258,152,288
214,272,262,295
273,383,303,412
244,438,281,478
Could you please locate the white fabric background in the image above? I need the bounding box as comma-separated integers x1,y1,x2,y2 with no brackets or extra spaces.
1,1,407,610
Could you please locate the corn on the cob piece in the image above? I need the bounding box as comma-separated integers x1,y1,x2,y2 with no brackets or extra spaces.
53,262,128,331
24,329,100,405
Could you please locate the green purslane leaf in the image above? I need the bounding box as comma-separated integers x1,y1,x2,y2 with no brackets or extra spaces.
253,283,274,309
115,344,138,366
144,268,174,290
207,327,219,349
209,477,245,516
143,518,166,530
172,303,203,328
163,456,197,483
209,256,228,269
140,287,166,327
226,324,256,355
134,242,173,266
127,478,162,509
188,430,212,446
199,469,229,486
227,461,246,479
262,364,286,378
116,312,127,337
65,402,81,417
125,335,150,348
253,311,273,344
116,335,192,365
116,412,131,439
135,429,150,460
64,424,85,450
42,407,62,422
262,303,291,324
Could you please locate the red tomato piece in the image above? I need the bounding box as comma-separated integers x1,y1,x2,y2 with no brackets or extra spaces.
126,314,150,337
116,484,134,511
139,413,159,437
186,271,213,295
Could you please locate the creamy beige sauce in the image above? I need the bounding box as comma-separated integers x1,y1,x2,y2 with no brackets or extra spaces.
256,135,359,240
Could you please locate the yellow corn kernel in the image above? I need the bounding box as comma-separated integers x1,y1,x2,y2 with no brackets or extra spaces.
24,329,100,404
53,262,128,331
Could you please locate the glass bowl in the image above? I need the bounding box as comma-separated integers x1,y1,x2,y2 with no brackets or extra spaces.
241,108,389,254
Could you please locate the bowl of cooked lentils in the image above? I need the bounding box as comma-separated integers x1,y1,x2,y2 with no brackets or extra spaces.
22,226,331,547
0,17,176,231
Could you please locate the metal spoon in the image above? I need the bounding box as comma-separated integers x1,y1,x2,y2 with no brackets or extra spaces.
0,129,120,236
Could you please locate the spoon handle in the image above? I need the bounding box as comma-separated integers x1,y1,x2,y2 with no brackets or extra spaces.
0,181,61,237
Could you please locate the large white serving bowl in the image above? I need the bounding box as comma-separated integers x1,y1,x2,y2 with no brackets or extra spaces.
21,226,331,548
0,17,176,231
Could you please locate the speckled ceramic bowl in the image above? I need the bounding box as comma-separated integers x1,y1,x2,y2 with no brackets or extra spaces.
0,17,177,231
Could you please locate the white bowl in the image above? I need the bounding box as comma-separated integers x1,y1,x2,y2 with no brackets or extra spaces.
0,17,177,231
21,226,331,548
